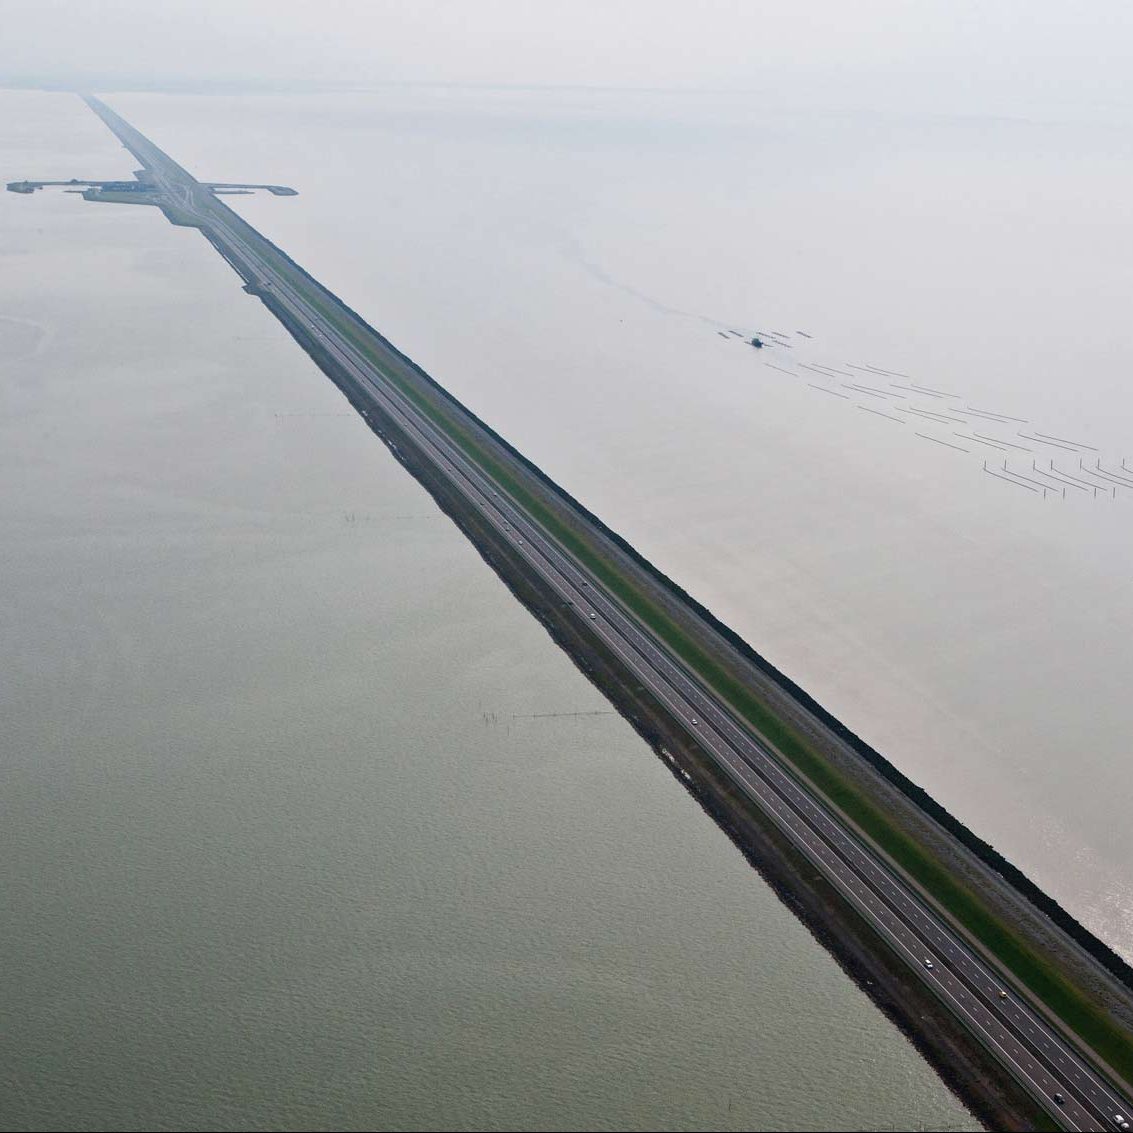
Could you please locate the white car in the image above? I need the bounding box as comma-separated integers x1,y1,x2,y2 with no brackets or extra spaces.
923,958,934,970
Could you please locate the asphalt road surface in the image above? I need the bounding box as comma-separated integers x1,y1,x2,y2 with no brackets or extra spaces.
77,95,1133,1133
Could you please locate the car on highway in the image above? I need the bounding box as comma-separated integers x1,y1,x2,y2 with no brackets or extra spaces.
690,718,699,726
923,958,935,970
1053,1092,1064,1105
1115,1114,1130,1131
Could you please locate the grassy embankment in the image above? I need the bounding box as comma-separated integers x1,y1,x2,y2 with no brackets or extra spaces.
266,245,1133,1087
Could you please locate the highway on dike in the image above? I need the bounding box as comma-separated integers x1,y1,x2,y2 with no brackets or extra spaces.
74,95,1131,1132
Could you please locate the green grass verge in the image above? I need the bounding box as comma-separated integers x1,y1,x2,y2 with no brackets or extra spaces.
284,255,1133,1085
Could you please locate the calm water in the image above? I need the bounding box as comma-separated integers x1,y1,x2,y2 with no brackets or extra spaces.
0,91,976,1130
103,85,1133,956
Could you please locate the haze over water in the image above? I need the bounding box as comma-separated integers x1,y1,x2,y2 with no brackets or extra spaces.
0,91,977,1130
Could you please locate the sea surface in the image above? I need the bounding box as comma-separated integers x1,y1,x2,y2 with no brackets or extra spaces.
103,84,1133,956
1,90,976,1130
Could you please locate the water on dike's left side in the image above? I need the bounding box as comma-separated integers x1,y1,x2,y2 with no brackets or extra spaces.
0,91,977,1132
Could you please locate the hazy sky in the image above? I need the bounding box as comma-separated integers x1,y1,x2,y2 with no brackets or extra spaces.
3,0,1133,120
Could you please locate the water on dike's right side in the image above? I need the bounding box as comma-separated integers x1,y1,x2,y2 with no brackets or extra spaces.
0,92,978,1130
